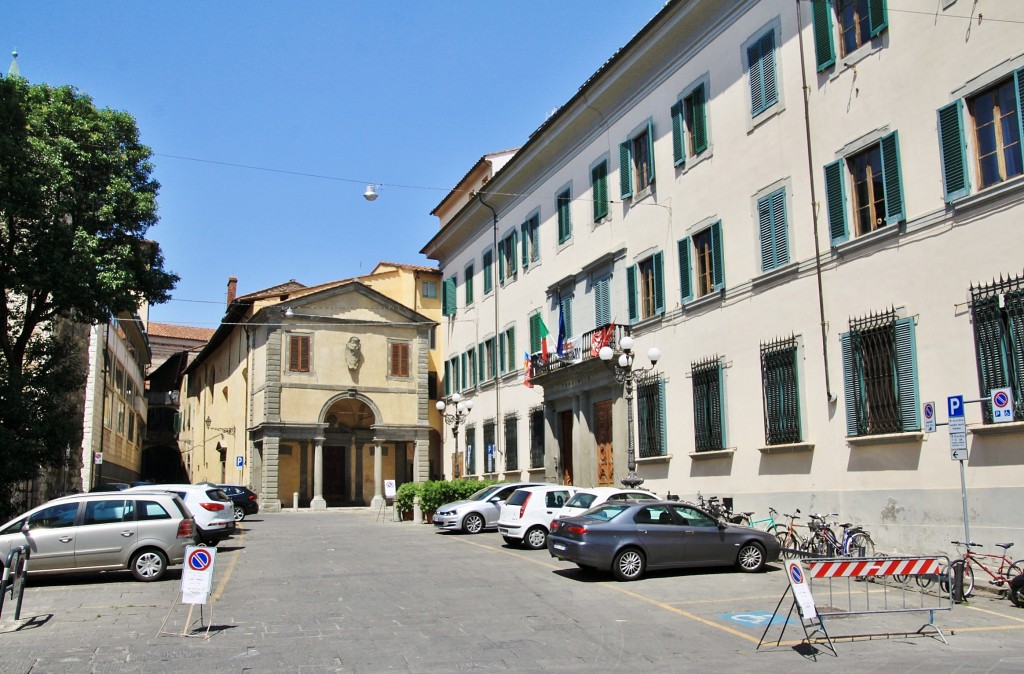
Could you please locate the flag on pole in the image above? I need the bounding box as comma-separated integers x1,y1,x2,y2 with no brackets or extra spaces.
538,316,551,363
556,295,566,358
591,321,616,357
523,351,533,388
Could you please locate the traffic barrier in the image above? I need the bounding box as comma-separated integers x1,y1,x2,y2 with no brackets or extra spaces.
0,545,30,621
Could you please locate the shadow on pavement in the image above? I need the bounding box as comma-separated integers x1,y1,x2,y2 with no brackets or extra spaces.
553,563,786,583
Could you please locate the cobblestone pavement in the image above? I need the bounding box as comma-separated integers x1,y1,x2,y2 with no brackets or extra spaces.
1,508,1023,672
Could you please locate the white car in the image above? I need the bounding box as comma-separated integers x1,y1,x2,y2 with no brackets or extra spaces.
497,485,579,550
432,482,546,534
125,484,235,545
557,487,660,519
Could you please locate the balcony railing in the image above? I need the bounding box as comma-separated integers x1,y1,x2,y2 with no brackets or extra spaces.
530,323,631,378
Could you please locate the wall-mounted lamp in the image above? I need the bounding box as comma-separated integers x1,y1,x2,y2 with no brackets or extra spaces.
363,184,379,201
285,307,295,318
205,416,236,436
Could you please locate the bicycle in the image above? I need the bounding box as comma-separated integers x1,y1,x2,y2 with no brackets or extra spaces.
949,540,1024,600
806,514,875,558
774,509,806,559
738,506,781,535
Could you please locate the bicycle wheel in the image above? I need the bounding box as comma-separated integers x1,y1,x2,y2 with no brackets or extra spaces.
847,533,874,558
776,531,798,559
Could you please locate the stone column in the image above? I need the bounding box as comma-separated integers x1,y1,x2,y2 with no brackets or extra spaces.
311,438,326,511
370,437,385,510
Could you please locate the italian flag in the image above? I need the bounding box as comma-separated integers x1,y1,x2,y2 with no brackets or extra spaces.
538,316,552,363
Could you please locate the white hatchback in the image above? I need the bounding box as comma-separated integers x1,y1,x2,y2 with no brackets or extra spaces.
125,484,235,545
496,485,579,550
557,487,659,520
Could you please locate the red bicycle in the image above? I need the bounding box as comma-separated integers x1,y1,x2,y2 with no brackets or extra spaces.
949,541,1024,600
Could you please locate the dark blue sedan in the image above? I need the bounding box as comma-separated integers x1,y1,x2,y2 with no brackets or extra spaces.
548,500,781,581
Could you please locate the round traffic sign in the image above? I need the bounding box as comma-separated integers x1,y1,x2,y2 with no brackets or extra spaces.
187,549,213,571
789,564,804,584
923,402,934,420
993,391,1010,409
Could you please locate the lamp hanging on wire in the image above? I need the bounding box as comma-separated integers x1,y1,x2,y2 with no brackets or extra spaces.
363,184,379,201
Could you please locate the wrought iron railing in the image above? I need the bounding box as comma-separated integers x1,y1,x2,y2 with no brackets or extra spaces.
970,274,1024,422
692,356,723,452
848,309,902,435
530,323,631,378
636,371,665,458
761,336,801,445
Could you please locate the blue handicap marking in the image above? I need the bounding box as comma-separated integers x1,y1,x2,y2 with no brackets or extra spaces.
721,612,793,627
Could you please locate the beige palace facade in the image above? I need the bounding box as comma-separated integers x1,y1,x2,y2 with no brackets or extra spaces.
422,0,1024,554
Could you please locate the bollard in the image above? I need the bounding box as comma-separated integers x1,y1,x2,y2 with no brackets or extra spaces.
951,560,966,603
413,495,423,524
293,491,299,509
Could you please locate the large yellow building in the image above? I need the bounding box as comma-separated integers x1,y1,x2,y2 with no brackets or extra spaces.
180,262,442,511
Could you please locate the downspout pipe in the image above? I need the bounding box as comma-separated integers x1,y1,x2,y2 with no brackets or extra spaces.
476,192,502,468
795,0,836,404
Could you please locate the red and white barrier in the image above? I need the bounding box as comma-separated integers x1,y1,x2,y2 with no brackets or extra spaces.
809,557,941,579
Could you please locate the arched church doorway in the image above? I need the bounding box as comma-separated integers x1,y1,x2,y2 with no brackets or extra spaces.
323,397,375,506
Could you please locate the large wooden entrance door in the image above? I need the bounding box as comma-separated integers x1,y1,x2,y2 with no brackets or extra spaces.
559,411,574,485
324,445,346,505
594,400,614,486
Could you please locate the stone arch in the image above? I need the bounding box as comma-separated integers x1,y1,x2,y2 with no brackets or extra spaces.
317,392,381,506
320,391,380,430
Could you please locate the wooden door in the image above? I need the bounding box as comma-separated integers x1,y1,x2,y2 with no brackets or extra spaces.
594,400,614,486
559,410,574,485
324,445,346,505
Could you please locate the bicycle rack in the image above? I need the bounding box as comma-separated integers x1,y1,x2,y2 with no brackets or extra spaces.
0,546,30,621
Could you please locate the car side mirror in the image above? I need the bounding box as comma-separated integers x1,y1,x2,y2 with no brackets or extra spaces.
717,519,728,529
21,521,30,534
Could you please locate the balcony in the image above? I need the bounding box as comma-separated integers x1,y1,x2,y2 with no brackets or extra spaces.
530,323,631,380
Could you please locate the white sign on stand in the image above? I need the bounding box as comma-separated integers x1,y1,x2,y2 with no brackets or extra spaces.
785,560,816,619
384,480,396,499
181,546,216,605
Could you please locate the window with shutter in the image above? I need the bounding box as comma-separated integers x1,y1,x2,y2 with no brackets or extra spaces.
757,188,789,273
289,334,310,373
691,357,724,452
627,252,665,323
557,189,572,243
591,160,609,221
692,222,724,297
747,29,777,117
825,130,904,244
389,341,410,378
594,276,611,328
504,414,519,471
760,337,801,445
483,249,494,294
464,264,474,306
442,276,457,316
969,275,1024,423
620,120,655,199
637,373,667,458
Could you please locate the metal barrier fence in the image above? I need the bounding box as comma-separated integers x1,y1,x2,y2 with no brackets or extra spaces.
0,545,30,621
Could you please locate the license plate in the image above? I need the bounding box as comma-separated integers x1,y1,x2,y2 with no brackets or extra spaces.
553,543,566,551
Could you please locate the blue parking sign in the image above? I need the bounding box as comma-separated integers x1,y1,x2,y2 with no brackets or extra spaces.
236,456,244,468
948,395,964,418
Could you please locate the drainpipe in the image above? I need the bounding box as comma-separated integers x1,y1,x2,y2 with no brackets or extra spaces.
795,0,836,403
476,192,502,467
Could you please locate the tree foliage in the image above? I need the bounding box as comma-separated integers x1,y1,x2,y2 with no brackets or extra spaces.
0,76,178,513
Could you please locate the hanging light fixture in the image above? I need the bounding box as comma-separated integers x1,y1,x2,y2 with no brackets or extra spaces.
363,184,379,201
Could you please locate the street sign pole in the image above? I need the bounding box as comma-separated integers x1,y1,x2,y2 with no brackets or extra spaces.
958,457,970,547
947,395,971,546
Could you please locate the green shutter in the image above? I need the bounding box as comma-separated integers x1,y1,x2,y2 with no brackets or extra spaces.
507,327,516,372
499,333,506,374
510,231,518,277
521,222,529,267
868,0,888,37
691,84,708,155
478,343,486,381
443,276,456,316
558,190,571,243
465,266,474,305
626,264,638,323
671,101,685,166
461,354,468,390
937,100,970,202
749,31,777,116
710,222,724,290
619,141,632,198
759,188,789,273
840,332,859,436
531,216,540,261
880,131,905,225
560,296,572,338
529,313,541,354
483,250,493,294
653,251,665,315
592,161,609,221
1016,68,1024,173
646,119,656,185
497,239,505,283
824,159,849,244
716,364,727,449
677,237,692,302
812,0,836,71
758,194,774,272
595,276,611,327
894,317,920,431
444,360,451,396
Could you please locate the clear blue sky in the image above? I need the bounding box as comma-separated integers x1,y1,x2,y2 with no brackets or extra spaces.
7,1,667,328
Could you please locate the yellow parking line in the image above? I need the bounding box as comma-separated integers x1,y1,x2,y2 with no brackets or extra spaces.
962,603,1024,624
211,526,244,602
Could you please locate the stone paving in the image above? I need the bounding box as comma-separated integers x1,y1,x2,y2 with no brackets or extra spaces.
1,508,1023,672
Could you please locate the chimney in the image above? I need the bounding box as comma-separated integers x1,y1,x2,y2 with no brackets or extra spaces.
227,277,237,307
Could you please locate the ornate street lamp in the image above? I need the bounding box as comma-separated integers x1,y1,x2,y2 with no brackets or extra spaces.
436,393,474,479
599,335,661,488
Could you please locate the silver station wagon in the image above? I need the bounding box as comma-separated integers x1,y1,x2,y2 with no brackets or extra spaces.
0,491,197,582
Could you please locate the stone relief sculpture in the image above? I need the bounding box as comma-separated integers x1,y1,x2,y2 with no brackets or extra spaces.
346,336,364,371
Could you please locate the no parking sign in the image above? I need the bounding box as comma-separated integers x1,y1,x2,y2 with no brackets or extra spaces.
786,560,816,619
991,387,1014,423
181,546,217,604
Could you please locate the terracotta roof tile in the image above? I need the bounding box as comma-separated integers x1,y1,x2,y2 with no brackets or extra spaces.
147,322,216,341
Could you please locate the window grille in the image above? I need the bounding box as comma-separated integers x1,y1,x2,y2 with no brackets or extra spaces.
692,356,723,452
529,407,545,468
970,274,1024,422
636,372,666,458
483,421,496,473
760,336,801,445
504,414,519,471
465,425,476,475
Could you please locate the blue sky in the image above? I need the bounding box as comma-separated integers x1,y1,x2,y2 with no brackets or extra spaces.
7,1,667,328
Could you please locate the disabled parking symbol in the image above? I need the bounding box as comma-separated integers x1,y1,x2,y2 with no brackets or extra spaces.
720,611,792,627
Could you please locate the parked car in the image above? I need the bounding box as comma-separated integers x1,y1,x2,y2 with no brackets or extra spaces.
433,482,546,534
125,484,234,545
548,500,781,581
0,490,197,582
497,485,579,550
557,487,660,519
217,485,260,522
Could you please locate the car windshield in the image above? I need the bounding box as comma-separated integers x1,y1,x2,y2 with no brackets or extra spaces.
565,493,597,509
581,504,630,521
468,486,499,501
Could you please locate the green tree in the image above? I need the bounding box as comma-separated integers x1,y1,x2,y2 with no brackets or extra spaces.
0,76,177,515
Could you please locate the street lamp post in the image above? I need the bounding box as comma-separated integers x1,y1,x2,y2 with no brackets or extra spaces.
436,393,474,479
599,336,661,488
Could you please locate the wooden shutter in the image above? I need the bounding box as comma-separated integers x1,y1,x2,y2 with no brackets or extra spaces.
558,190,571,243
595,276,611,327
894,317,920,431
619,141,632,198
592,161,609,221
529,313,542,354
937,101,970,202
1016,68,1024,170
880,131,905,225
824,159,848,244
691,83,708,154
443,276,456,316
289,335,309,372
677,238,692,302
840,332,860,436
645,119,656,184
868,0,888,37
483,250,493,294
521,221,529,267
710,222,724,291
390,342,409,378
626,264,638,323
653,251,665,315
671,100,685,166
812,0,835,71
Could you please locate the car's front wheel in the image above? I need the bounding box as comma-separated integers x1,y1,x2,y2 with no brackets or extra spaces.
737,542,766,573
233,506,246,522
130,548,168,582
462,512,485,534
524,526,548,550
613,548,646,581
